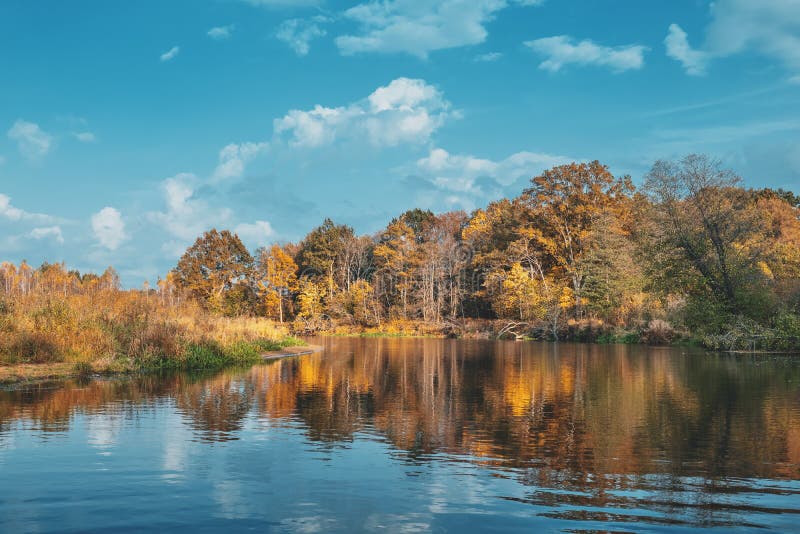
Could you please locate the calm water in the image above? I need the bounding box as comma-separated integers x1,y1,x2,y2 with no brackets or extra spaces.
1,338,799,533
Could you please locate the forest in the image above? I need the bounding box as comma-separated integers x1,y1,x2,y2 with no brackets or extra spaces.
1,154,799,367
166,154,799,350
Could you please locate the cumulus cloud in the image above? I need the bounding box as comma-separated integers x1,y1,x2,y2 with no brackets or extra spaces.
274,77,454,148
666,1,800,77
525,35,647,72
0,193,55,223
160,46,180,62
7,119,53,160
29,226,64,244
336,0,542,58
277,16,329,56
148,173,232,246
417,147,573,192
664,24,710,76
212,142,269,182
234,220,275,248
208,25,235,40
91,207,127,250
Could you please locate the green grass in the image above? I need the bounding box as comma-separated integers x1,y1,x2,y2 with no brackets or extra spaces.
596,331,641,344
134,336,306,372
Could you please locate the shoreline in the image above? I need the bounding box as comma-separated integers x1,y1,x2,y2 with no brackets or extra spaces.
0,341,322,387
261,344,324,360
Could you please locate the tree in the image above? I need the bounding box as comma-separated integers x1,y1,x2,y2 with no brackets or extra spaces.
256,244,298,323
373,219,416,318
173,229,254,313
296,278,326,320
643,154,769,320
395,208,436,243
486,262,546,321
297,219,355,295
523,161,633,319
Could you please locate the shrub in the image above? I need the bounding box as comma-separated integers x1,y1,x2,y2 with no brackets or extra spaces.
641,319,675,345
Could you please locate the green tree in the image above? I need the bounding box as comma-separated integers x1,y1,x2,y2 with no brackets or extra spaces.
297,219,355,295
643,154,769,322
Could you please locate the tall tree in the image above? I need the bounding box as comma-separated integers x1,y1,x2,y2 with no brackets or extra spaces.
173,229,254,313
373,219,416,318
643,154,768,319
297,219,355,295
523,161,633,318
256,244,298,323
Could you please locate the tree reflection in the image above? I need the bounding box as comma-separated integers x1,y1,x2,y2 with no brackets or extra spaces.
1,339,798,507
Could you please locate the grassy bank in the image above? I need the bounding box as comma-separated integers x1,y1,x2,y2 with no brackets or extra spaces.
313,316,799,352
0,289,305,384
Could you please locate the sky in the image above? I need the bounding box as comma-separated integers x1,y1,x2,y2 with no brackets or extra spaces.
1,0,799,287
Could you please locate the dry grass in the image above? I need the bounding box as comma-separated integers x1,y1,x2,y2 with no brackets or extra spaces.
0,289,296,374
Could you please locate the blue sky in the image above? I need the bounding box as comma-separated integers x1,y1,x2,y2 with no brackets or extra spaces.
1,0,799,286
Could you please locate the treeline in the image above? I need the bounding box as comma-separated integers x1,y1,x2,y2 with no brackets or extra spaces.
169,155,800,350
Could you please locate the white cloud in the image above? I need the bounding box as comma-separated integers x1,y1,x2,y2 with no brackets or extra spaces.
667,1,800,77
277,16,328,56
234,221,275,248
410,146,573,211
336,0,542,58
0,193,55,223
29,226,64,244
417,147,573,193
474,51,502,62
160,46,180,62
73,131,97,143
7,119,53,160
208,25,235,40
274,77,454,148
212,141,269,182
665,24,709,76
91,207,127,250
525,35,647,73
0,194,25,221
149,173,232,246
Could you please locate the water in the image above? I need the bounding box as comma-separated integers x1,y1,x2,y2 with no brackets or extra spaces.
1,337,799,533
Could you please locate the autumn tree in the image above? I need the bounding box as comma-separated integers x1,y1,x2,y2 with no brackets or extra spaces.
643,155,769,321
173,229,254,314
486,262,546,321
522,161,633,319
256,244,298,323
373,219,416,318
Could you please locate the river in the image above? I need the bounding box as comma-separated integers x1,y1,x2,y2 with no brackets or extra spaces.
1,337,799,532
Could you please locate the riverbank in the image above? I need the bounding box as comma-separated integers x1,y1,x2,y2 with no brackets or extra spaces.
309,317,800,352
0,336,311,385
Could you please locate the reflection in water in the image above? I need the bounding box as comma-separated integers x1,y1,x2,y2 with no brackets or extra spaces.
1,337,799,531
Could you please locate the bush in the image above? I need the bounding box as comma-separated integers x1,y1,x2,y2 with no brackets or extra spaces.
641,319,675,345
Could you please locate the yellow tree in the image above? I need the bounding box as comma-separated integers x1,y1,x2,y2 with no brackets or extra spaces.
256,245,298,323
296,278,326,319
373,219,416,318
523,161,632,318
0,262,16,294
487,262,546,321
